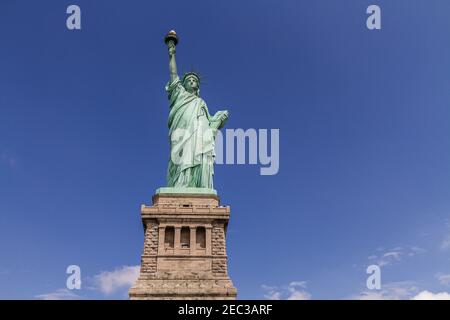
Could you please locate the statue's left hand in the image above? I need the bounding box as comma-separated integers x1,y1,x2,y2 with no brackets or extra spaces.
210,110,229,130
219,110,229,122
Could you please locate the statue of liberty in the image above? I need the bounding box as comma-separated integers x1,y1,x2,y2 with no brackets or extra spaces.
164,30,229,190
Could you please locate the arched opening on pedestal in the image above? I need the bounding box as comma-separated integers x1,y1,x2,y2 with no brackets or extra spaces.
196,226,206,249
181,227,190,248
164,226,174,248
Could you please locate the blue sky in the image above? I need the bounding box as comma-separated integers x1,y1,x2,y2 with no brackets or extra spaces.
1,0,450,299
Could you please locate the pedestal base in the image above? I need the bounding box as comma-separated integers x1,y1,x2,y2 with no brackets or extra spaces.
129,279,236,300
129,191,237,300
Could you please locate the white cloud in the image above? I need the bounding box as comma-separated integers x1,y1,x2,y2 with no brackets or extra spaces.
351,291,387,300
440,236,450,250
288,281,307,288
287,290,311,300
368,246,426,267
35,265,140,300
411,290,450,300
350,281,450,300
263,286,281,300
380,251,402,264
262,281,311,300
410,246,427,254
436,274,450,286
35,288,82,300
349,281,419,300
93,265,139,295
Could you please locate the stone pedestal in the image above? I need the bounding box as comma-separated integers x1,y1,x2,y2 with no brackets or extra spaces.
129,190,237,300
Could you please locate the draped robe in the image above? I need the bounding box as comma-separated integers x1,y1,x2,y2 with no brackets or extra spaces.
165,76,216,189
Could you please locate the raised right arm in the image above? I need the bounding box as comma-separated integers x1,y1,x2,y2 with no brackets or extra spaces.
168,41,178,82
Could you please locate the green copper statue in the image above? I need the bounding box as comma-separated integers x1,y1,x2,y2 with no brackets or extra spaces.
164,30,229,190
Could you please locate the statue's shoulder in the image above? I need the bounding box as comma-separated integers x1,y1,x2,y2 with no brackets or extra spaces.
166,76,183,93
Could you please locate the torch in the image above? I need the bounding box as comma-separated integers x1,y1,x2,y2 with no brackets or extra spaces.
164,30,179,48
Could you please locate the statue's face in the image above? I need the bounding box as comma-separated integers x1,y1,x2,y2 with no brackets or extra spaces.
184,76,199,94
